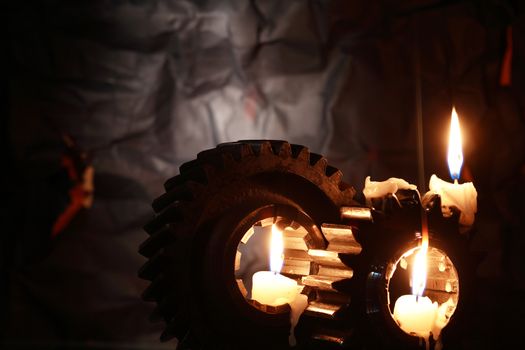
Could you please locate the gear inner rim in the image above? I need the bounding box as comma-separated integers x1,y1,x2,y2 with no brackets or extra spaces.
231,204,324,314
385,244,460,335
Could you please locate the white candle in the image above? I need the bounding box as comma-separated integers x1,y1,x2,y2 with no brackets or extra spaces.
393,295,438,337
252,224,302,305
251,224,307,345
429,174,477,226
363,176,418,199
429,107,477,226
393,242,438,344
252,271,301,306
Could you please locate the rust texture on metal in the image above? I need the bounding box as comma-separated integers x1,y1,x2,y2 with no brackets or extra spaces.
340,206,373,221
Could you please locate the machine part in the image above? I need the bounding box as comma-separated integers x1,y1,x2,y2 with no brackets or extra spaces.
140,141,474,350
340,207,373,221
139,140,357,349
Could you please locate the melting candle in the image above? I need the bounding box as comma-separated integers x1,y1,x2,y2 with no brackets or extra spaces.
251,224,307,345
363,176,418,200
393,242,438,342
428,107,477,226
393,295,437,338
252,225,300,305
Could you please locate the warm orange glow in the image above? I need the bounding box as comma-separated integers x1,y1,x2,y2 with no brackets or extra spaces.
270,224,284,273
411,235,429,297
447,107,464,180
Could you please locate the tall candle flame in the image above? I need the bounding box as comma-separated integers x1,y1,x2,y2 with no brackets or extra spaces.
270,224,284,273
447,107,464,180
411,234,429,297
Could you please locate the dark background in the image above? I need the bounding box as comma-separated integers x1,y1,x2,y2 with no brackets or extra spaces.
1,0,524,349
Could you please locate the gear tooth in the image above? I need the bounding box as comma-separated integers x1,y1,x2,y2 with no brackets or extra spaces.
221,152,237,168
328,168,343,185
325,165,338,177
218,143,255,161
196,148,217,160
239,143,254,158
164,174,184,191
259,141,273,155
142,275,165,301
138,250,164,280
239,140,263,155
149,306,163,322
153,187,193,213
143,216,159,235
185,180,206,197
156,297,179,322
144,216,173,236
295,147,310,162
139,226,175,258
312,156,328,173
278,142,292,157
179,159,200,174
165,166,209,191
161,328,177,343
309,328,352,346
341,187,357,201
332,277,355,293
290,144,304,157
152,192,171,214
309,152,322,166
138,236,155,257
144,204,185,235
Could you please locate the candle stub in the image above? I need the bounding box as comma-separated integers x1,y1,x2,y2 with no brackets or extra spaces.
250,224,308,346
428,174,477,226
430,107,478,226
393,295,438,338
251,271,301,306
251,271,306,346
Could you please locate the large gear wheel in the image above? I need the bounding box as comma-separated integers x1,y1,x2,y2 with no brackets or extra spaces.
139,140,358,349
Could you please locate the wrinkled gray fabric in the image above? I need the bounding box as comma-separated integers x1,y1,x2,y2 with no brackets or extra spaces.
2,0,525,348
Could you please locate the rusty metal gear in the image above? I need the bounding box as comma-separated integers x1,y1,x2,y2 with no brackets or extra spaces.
139,140,473,350
138,140,358,349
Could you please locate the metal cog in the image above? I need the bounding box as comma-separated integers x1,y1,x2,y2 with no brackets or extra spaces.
139,140,358,349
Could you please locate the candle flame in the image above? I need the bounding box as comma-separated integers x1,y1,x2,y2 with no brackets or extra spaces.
270,224,284,273
411,234,429,297
447,107,463,180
